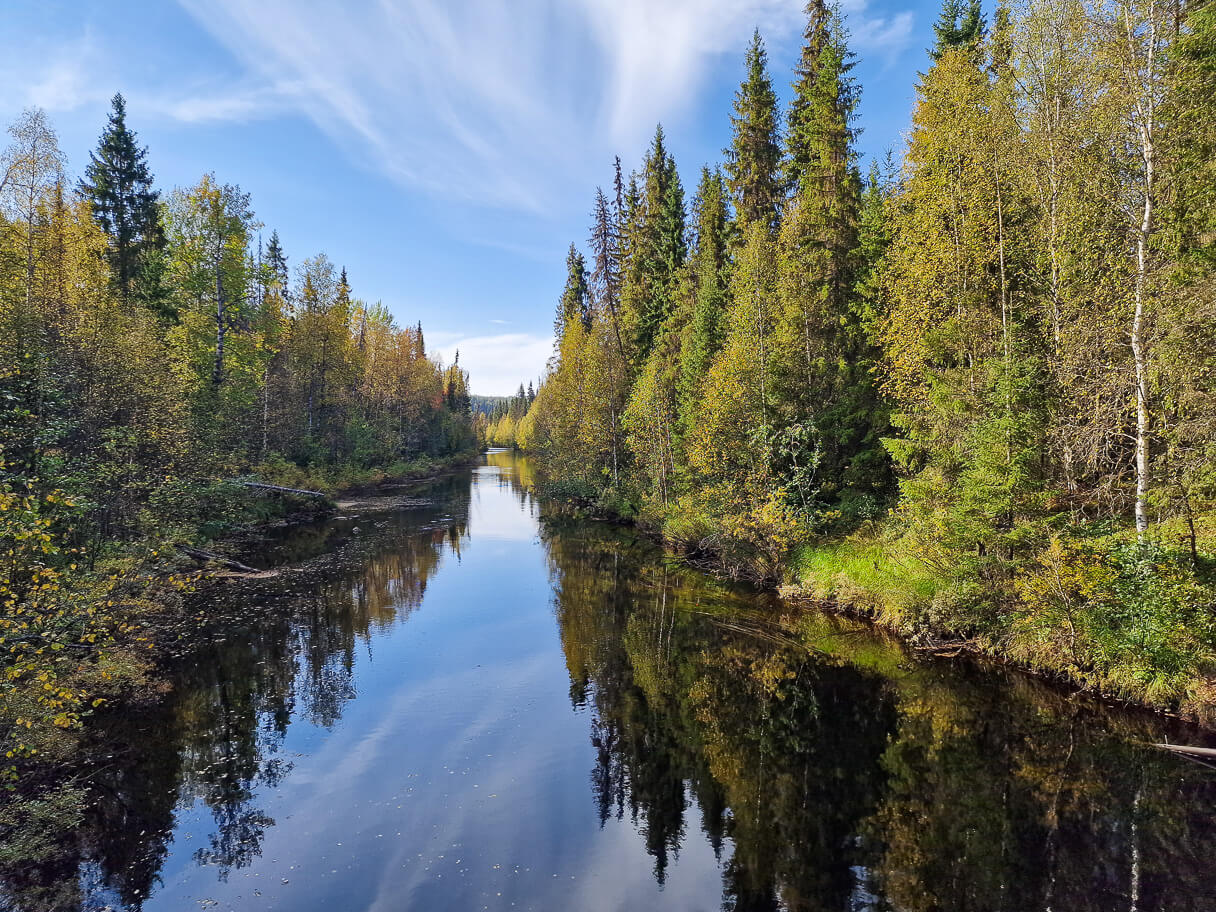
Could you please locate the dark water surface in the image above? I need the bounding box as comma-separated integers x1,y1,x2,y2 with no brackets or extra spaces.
12,450,1216,911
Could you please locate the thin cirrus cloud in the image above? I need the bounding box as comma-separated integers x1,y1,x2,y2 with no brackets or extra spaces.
174,0,913,213
21,33,297,126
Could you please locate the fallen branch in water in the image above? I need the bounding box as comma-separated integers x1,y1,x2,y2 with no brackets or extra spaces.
212,568,285,580
912,638,976,658
1153,742,1216,772
175,545,259,574
238,481,328,498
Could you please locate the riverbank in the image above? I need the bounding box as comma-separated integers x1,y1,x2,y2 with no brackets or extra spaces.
784,520,1216,727
7,449,1216,910
0,451,481,787
0,454,480,903
525,470,1216,728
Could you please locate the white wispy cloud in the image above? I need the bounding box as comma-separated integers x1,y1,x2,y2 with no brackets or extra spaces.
172,0,914,211
435,332,552,397
154,82,298,124
847,0,916,68
20,35,295,126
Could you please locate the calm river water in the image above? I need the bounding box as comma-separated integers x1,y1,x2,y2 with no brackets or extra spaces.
13,450,1216,911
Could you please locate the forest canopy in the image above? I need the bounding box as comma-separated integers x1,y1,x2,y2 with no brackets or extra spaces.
491,0,1216,713
0,96,478,773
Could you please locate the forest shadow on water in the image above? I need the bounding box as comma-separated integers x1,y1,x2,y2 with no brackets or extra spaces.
3,451,1216,912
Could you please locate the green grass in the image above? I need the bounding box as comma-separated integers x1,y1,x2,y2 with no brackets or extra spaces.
791,530,942,627
789,515,1216,713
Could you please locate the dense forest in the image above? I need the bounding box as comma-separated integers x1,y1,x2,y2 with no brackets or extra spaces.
489,0,1216,712
0,97,478,776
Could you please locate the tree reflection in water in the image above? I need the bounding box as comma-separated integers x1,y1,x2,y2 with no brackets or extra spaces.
2,458,1215,912
0,478,470,912
541,506,1216,912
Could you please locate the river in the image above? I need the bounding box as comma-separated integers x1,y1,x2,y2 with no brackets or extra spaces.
8,449,1216,911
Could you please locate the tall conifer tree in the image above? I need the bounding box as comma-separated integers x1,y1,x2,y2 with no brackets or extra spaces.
589,185,624,355
930,0,986,60
557,243,590,335
78,94,163,307
725,31,783,233
622,126,687,365
772,4,884,515
679,166,731,425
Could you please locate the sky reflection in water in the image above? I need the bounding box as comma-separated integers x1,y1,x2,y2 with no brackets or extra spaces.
12,450,1216,912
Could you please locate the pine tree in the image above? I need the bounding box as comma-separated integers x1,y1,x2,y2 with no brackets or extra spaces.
725,30,783,233
78,94,164,308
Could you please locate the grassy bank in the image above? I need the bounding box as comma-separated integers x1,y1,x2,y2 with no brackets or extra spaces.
254,450,481,497
523,466,1216,724
789,517,1216,724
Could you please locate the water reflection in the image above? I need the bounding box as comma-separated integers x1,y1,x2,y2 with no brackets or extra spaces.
1,453,1214,911
541,507,1216,911
0,480,471,912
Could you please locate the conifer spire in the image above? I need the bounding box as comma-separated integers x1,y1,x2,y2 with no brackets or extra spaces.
78,93,163,305
725,30,783,233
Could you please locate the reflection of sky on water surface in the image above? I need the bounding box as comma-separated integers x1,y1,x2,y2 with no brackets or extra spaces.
14,451,1215,912
140,457,728,912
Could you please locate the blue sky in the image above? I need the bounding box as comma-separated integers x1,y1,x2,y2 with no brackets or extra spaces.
2,0,932,395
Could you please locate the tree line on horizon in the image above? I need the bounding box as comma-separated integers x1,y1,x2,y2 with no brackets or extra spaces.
490,0,1216,706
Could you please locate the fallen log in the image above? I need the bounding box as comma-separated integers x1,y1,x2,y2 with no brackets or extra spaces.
176,545,260,574
212,569,281,580
1154,743,1216,759
239,481,327,498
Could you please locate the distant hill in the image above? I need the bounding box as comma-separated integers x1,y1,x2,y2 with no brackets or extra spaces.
470,395,508,417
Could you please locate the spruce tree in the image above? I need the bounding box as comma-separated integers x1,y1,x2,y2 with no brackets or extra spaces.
657,163,688,284
930,0,986,60
266,230,289,300
785,0,859,197
1172,0,1216,266
589,184,624,355
612,155,627,257
679,166,731,424
78,93,163,307
337,266,352,315
622,126,687,365
557,243,590,336
771,5,888,517
725,30,783,233
782,4,861,309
